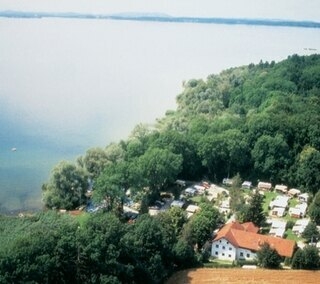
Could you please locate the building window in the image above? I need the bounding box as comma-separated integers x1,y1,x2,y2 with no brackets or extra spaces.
226,241,229,244
222,253,225,256
228,254,231,258
229,247,232,251
215,251,218,255
247,253,250,258
240,252,243,257
222,246,225,250
219,240,222,243
216,245,219,248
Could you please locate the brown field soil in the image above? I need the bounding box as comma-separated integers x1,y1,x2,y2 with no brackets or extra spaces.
166,268,320,284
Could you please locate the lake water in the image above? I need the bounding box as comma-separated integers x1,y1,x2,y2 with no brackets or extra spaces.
0,18,319,213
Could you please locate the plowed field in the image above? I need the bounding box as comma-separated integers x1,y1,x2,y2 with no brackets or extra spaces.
166,268,320,284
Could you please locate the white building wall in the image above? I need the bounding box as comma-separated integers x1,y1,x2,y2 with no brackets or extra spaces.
236,248,257,261
211,238,257,261
211,238,237,260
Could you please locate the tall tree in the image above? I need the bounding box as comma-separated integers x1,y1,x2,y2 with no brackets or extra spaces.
0,211,79,283
241,191,266,227
296,146,320,195
196,133,228,181
302,221,320,243
172,239,198,269
42,161,89,210
256,243,282,269
183,203,222,250
81,147,109,179
120,215,170,283
251,134,290,182
291,248,305,269
93,161,129,213
105,142,125,164
134,148,182,202
151,129,202,179
156,206,188,245
308,191,320,225
292,246,320,270
76,212,130,283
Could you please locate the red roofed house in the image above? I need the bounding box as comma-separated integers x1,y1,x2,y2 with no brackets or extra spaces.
211,221,296,261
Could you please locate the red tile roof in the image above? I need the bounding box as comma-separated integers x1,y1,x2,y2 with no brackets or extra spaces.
242,222,260,233
213,221,296,258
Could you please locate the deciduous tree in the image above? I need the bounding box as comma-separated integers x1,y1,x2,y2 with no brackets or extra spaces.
42,161,89,210
296,146,320,195
251,134,290,182
81,147,109,179
292,246,320,270
93,161,129,213
183,203,222,249
302,221,320,243
308,191,320,225
256,242,282,269
241,191,266,227
134,148,182,202
120,214,170,283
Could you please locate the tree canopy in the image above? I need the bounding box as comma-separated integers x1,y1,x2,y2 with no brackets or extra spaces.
308,191,320,225
44,54,320,210
42,161,89,210
33,54,320,281
0,211,199,283
292,246,320,270
238,191,266,228
256,242,282,269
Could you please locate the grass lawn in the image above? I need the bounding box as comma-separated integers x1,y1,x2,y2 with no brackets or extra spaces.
288,197,299,208
190,195,205,204
283,214,297,223
208,258,233,264
285,228,302,242
262,191,277,213
204,258,235,268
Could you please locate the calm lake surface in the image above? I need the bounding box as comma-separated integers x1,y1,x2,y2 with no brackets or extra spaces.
0,18,319,212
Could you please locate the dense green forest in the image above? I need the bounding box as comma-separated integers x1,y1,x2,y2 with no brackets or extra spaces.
1,54,320,282
0,205,221,283
43,53,320,210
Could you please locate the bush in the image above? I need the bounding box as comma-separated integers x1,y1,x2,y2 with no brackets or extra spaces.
256,243,282,269
235,260,258,267
286,220,295,230
292,246,320,270
204,260,236,268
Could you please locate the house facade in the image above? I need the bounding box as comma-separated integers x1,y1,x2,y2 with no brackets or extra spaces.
298,193,309,203
288,188,301,197
292,219,310,236
212,237,256,261
275,184,288,194
269,220,287,238
258,182,272,191
289,203,308,218
211,221,296,261
242,181,252,189
269,195,289,217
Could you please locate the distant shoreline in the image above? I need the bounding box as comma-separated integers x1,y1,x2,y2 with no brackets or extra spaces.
1,11,320,29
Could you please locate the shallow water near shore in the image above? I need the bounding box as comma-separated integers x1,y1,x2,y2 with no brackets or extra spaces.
0,18,319,212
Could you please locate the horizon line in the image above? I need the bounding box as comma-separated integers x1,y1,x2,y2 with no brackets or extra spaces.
1,10,320,29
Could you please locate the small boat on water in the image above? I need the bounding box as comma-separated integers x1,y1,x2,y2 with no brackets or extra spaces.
11,147,17,152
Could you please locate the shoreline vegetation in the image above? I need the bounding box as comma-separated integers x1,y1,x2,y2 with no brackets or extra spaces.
1,54,320,282
0,10,320,29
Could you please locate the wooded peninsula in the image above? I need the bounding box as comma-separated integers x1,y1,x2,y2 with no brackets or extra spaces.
1,54,320,283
